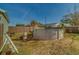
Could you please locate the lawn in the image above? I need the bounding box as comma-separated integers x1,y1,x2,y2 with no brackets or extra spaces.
12,33,79,55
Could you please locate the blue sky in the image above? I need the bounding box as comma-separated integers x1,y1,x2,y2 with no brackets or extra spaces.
0,3,77,26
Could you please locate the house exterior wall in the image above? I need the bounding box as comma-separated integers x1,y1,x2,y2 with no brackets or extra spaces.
33,29,64,40
0,13,8,48
0,24,3,47
0,14,8,33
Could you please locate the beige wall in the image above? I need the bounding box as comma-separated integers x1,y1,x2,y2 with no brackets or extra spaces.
0,14,8,33
0,13,8,46
33,29,64,40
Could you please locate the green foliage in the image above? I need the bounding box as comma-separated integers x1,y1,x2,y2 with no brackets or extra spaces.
31,20,37,25
16,24,25,26
61,12,79,26
31,20,43,26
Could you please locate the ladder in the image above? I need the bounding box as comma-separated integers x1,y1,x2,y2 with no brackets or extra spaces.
0,34,19,54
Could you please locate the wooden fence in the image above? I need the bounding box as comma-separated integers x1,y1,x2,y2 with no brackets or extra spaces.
65,27,79,33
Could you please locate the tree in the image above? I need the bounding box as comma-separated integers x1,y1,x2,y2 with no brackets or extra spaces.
30,20,43,26
16,24,25,26
61,12,79,26
31,20,38,26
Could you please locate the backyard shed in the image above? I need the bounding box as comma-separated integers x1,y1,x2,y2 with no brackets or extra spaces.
0,9,18,54
33,27,64,40
0,9,8,48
